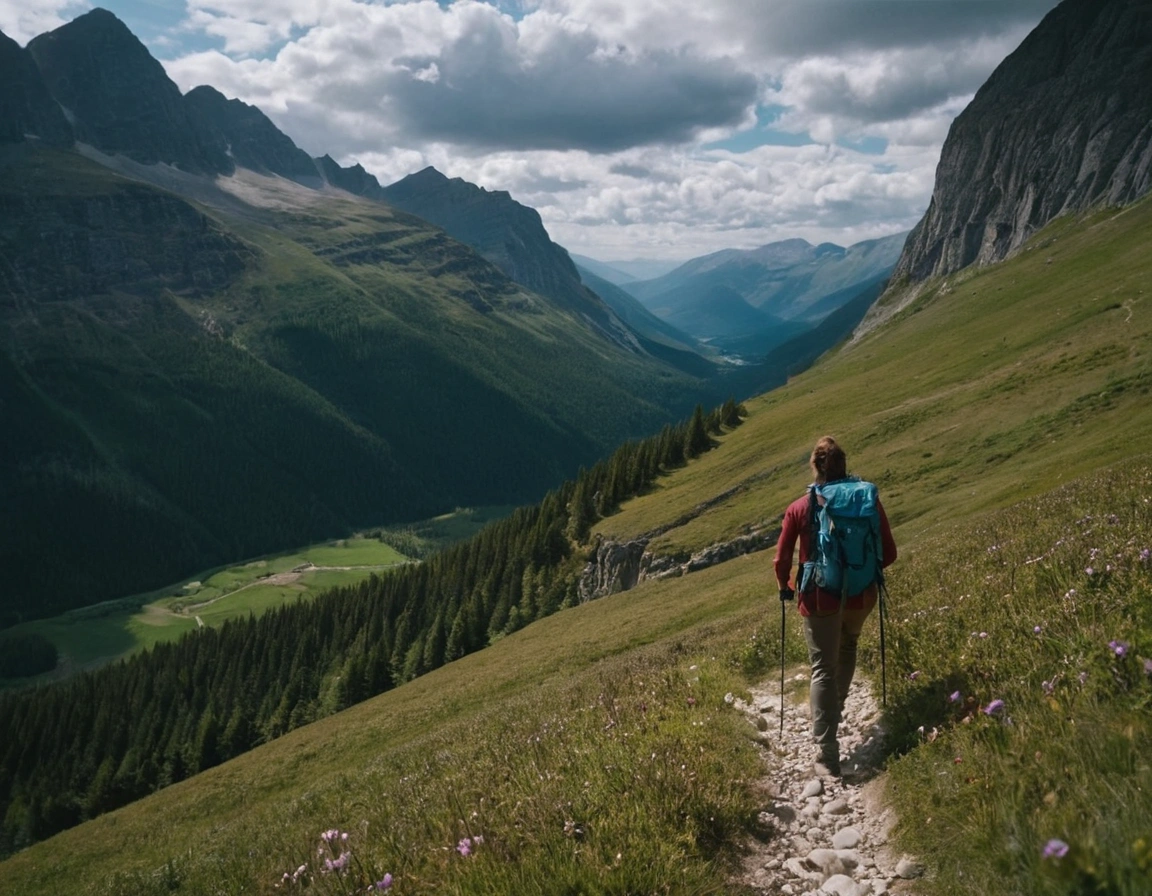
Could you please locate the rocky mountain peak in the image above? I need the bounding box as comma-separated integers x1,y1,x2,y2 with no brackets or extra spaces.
27,8,231,174
0,28,73,147
184,85,320,185
892,0,1152,284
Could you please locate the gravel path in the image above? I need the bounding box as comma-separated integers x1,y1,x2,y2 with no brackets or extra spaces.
733,674,927,896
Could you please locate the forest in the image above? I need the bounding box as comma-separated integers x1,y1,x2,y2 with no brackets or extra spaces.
0,400,743,855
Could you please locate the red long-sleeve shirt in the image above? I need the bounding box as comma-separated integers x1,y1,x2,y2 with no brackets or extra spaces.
773,490,897,616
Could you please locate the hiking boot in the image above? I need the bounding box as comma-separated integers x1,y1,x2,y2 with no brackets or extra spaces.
813,755,841,777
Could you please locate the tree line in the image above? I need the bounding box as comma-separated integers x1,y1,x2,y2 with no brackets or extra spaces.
0,400,744,855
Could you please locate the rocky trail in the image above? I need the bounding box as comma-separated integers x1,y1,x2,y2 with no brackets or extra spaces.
733,675,926,896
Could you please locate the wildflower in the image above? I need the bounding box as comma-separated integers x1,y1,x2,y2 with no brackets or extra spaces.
1085,567,1095,576
1042,839,1070,859
1140,548,1150,563
979,632,988,639
686,697,697,706
1109,640,1129,658
1078,671,1089,685
321,829,341,843
1042,680,1055,695
949,691,961,703
457,837,473,857
1034,626,1042,634
373,874,393,891
909,671,921,681
983,699,1005,715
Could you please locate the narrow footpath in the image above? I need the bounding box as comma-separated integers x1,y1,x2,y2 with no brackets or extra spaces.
733,675,927,896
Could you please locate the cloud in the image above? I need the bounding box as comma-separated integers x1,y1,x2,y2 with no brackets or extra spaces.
155,0,1060,258
169,0,758,154
0,0,88,45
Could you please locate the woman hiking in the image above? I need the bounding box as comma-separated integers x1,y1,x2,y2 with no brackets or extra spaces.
773,436,897,777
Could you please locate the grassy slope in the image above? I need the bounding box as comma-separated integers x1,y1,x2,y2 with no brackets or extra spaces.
598,201,1151,554
1,201,1149,894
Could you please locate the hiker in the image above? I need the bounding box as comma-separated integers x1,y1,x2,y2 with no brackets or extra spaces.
774,436,897,777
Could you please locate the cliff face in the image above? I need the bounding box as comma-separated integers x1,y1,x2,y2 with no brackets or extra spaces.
185,86,321,185
27,9,231,174
893,0,1152,283
0,30,73,147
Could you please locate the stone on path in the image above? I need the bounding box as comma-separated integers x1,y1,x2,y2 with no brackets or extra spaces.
732,676,925,895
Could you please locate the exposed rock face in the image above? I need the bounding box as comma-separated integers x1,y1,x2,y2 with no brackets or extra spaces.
27,9,231,174
0,29,73,147
893,0,1152,283
315,154,388,199
578,528,777,603
184,86,321,185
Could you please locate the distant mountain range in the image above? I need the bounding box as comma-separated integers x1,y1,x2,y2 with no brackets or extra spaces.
619,233,907,356
0,8,729,622
569,255,683,284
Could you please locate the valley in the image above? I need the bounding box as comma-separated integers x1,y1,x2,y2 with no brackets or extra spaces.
1,0,1150,893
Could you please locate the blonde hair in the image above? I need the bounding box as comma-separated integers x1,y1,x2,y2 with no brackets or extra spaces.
810,435,847,482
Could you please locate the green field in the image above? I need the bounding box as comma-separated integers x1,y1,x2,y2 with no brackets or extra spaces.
1,201,1150,895
1,508,511,687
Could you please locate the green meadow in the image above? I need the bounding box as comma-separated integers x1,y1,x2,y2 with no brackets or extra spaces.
1,200,1150,895
1,508,508,687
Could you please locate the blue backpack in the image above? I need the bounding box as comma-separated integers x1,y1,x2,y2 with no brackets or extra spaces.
798,477,884,598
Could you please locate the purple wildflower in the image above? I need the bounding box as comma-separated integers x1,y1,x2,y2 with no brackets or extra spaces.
373,873,393,891
983,699,1005,715
949,691,961,703
321,829,340,843
1034,625,1042,634
1140,548,1150,563
1109,640,1129,658
978,631,988,639
1042,839,1070,859
1085,567,1095,576
909,671,921,681
457,837,473,857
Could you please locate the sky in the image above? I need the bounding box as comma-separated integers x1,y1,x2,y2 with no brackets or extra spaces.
3,0,1062,263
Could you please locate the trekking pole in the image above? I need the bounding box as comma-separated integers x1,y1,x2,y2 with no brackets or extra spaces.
879,584,888,708
780,597,786,738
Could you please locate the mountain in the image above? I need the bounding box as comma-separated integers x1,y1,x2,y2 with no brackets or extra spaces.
0,12,716,625
378,167,648,351
3,153,1150,896
183,86,321,185
574,266,717,377
569,254,640,284
623,233,905,356
0,30,73,147
26,9,231,174
314,153,388,198
892,0,1152,284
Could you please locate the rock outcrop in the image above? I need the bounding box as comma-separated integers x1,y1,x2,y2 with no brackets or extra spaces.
184,86,321,186
0,29,73,147
27,9,232,174
578,527,777,603
315,154,388,199
891,0,1152,284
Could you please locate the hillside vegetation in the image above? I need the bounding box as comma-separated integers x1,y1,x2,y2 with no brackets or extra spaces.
0,200,1149,895
0,148,716,623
